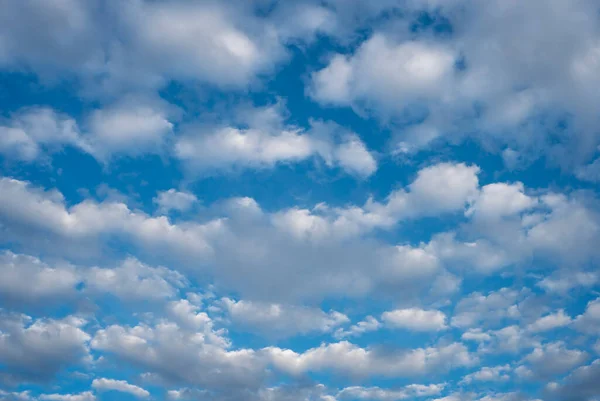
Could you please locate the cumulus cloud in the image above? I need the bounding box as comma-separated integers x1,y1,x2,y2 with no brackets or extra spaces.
0,0,290,92
0,313,90,381
153,189,198,214
218,298,349,338
451,288,524,329
84,258,186,301
573,298,600,334
460,365,511,384
0,108,83,162
518,342,588,380
175,105,377,177
310,0,600,172
0,252,79,308
546,359,600,401
526,310,572,333
337,383,445,400
0,162,481,302
267,341,476,377
82,96,176,161
381,308,447,332
334,316,381,339
310,34,456,113
92,378,150,398
39,393,96,401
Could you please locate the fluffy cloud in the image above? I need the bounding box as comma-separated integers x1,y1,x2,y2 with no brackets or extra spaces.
0,99,175,163
573,298,600,334
175,105,377,177
92,378,150,398
334,316,381,339
218,298,349,338
0,108,82,162
39,393,96,401
0,313,90,381
381,308,447,332
0,162,479,302
82,97,175,161
153,189,198,214
84,258,186,301
0,0,288,91
267,341,476,377
460,365,511,384
0,250,186,307
310,0,600,172
91,319,263,390
0,252,79,308
337,383,445,400
451,288,523,329
546,359,600,401
310,35,456,113
518,342,588,380
526,310,572,333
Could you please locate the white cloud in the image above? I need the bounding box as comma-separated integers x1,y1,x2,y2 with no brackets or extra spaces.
576,156,600,182
537,271,598,294
0,313,90,381
91,320,262,390
92,378,150,398
334,316,381,339
153,189,198,214
0,164,475,302
0,99,175,163
39,392,96,401
451,288,523,329
425,233,512,274
404,163,480,215
2,164,595,306
545,359,600,401
0,251,79,307
0,390,34,401
337,383,445,400
573,298,600,334
0,107,82,162
309,0,600,171
466,183,536,221
476,326,540,355
381,308,447,332
526,310,572,333
526,194,600,266
0,176,218,261
0,0,288,92
460,365,511,384
519,342,588,380
175,105,377,177
175,126,314,170
84,258,186,301
219,298,349,338
329,134,377,177
83,97,175,161
310,34,456,113
267,341,475,377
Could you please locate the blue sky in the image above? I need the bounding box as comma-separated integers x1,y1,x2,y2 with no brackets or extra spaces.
1,1,600,401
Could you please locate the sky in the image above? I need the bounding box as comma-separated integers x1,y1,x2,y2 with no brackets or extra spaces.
0,0,600,400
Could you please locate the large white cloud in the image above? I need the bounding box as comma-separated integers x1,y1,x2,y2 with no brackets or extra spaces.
175,105,377,177
267,341,476,377
0,313,91,381
309,0,600,171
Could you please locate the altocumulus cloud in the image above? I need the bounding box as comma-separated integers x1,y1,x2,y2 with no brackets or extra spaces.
1,1,600,400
